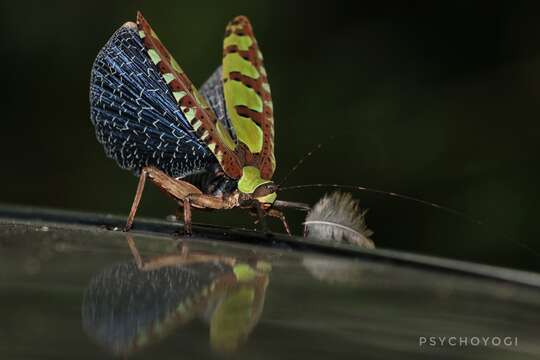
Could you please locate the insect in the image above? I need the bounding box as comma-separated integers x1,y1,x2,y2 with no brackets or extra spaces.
90,12,307,234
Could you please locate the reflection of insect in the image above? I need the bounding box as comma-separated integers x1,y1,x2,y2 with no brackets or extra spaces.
82,236,271,355
90,12,305,234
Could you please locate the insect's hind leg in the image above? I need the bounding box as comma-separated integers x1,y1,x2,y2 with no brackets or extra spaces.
125,169,148,231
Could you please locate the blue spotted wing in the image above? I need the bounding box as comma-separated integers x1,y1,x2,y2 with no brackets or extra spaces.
90,23,217,178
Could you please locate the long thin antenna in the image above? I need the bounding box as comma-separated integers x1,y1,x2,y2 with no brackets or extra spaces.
278,183,540,257
278,137,334,186
280,183,469,219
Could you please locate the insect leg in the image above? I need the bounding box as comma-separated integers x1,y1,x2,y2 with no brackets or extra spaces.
255,202,270,233
182,196,193,235
186,193,232,209
267,208,292,235
181,193,233,235
125,169,148,231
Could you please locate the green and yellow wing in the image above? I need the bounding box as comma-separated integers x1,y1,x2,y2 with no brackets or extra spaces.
221,16,276,180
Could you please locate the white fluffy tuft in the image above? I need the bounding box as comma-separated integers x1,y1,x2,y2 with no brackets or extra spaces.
304,191,375,248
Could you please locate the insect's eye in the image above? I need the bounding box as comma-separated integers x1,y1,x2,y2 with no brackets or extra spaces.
253,183,277,198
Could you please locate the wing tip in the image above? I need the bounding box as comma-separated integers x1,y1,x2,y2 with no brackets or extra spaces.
136,10,144,21
136,11,148,27
123,10,146,30
231,15,251,23
227,15,253,32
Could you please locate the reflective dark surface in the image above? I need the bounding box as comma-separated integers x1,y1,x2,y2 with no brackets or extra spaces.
1,208,540,359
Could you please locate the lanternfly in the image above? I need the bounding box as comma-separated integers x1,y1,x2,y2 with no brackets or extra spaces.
90,12,307,234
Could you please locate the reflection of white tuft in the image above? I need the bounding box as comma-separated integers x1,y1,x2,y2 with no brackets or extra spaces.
304,192,375,248
302,256,364,285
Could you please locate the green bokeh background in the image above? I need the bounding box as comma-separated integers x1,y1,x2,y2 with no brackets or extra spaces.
2,1,540,271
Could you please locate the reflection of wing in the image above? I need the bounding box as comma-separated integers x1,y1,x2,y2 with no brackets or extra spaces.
90,23,216,178
81,261,232,355
222,16,276,179
210,267,270,353
137,12,243,179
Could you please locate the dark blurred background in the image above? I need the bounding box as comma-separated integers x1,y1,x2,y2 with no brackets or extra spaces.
2,1,540,271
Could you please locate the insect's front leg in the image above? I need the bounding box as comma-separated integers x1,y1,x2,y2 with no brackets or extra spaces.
248,205,291,235
255,202,270,234
267,208,292,236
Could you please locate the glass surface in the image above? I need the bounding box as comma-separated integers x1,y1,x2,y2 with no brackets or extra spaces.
1,214,539,359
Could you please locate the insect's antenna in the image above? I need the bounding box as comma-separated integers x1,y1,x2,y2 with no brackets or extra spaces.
279,183,469,219
278,137,333,186
278,183,540,257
